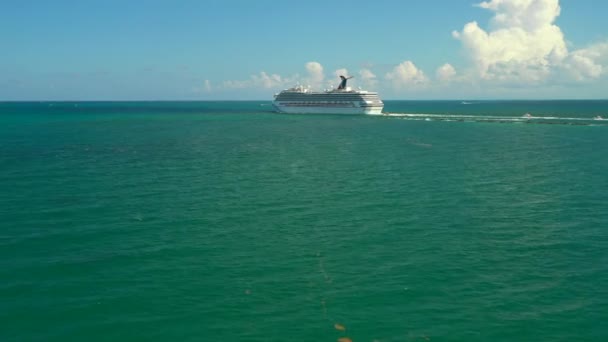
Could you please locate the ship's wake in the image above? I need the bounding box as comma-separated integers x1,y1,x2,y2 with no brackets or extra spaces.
378,113,607,126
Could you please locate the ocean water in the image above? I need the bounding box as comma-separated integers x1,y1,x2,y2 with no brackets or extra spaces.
1,101,607,341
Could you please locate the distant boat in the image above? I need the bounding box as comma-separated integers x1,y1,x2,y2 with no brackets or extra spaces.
523,113,532,118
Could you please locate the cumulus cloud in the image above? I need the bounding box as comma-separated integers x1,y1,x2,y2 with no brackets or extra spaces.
222,62,376,91
251,71,284,88
385,61,428,88
358,68,378,88
221,62,325,90
222,71,294,89
436,63,456,82
334,68,349,78
563,43,608,81
453,0,607,84
453,0,567,82
305,61,325,87
477,0,562,31
210,1,607,98
326,68,348,89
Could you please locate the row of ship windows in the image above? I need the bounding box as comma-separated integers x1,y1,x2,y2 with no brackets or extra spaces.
277,95,379,98
276,99,376,103
276,98,381,102
277,94,378,97
280,102,356,107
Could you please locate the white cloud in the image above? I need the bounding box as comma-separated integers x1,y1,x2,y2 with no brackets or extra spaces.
222,79,250,89
476,0,562,32
563,42,608,81
305,61,325,87
385,61,428,88
327,68,349,89
453,0,608,84
220,62,326,91
436,63,456,82
251,71,284,88
206,1,607,99
358,68,378,88
334,68,349,78
219,63,382,93
329,68,352,89
222,71,293,89
453,0,567,83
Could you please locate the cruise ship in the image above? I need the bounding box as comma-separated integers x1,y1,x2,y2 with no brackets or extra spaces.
272,76,384,115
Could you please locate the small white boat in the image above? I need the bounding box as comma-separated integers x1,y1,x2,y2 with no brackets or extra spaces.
523,113,532,118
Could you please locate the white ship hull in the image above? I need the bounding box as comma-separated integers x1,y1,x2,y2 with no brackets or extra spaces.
273,104,383,115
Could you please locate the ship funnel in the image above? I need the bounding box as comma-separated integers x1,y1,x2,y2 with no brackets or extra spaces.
338,75,354,90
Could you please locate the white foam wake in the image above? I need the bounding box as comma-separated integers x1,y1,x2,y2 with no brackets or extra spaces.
378,113,607,126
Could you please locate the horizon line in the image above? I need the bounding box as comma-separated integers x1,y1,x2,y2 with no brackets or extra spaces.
2,98,608,103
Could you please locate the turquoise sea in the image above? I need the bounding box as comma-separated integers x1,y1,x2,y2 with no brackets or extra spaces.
1,101,607,341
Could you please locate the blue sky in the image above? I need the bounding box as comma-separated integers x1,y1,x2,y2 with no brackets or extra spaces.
1,0,607,100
